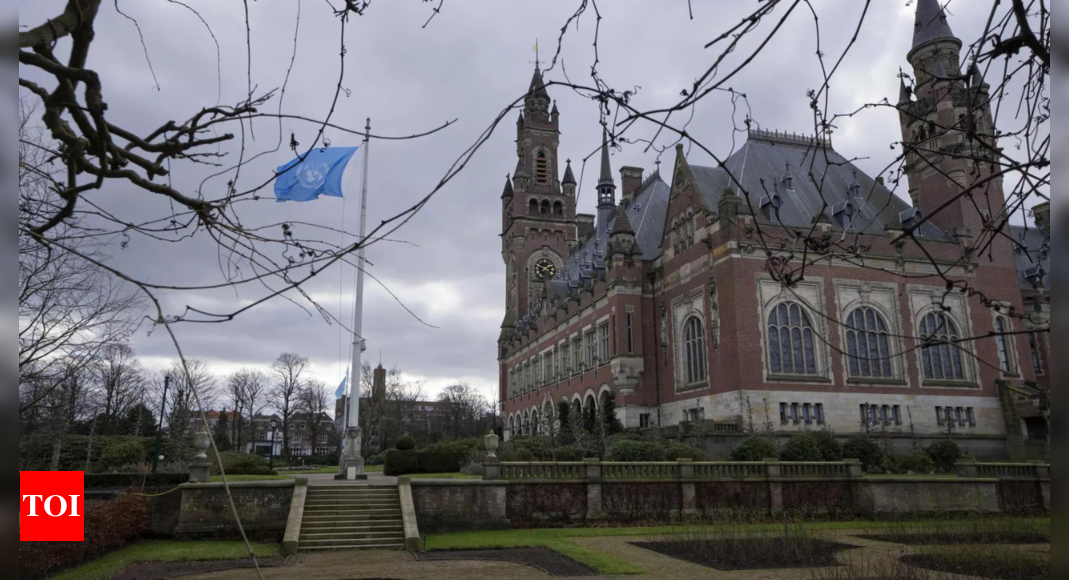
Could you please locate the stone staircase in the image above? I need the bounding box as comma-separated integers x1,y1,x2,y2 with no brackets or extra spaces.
298,485,406,551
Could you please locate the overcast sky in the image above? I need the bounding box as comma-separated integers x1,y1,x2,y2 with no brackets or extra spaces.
19,0,1035,410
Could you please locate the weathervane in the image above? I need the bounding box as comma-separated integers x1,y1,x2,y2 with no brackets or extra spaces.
530,39,544,69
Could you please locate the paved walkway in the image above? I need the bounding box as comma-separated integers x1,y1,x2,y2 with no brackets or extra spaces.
174,531,943,580
302,472,398,486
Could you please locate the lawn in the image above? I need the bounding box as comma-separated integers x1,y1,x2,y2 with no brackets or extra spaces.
208,474,296,483
49,540,279,580
424,518,1050,576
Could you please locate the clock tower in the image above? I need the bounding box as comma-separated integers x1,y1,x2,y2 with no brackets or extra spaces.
500,64,577,339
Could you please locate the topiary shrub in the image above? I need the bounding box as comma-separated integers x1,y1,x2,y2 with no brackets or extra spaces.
925,440,962,473
394,434,416,451
96,440,148,472
779,433,824,462
366,451,388,466
664,442,706,461
843,435,884,473
898,450,936,475
730,436,777,462
551,445,580,462
211,451,275,476
384,449,419,476
605,440,665,462
810,430,844,461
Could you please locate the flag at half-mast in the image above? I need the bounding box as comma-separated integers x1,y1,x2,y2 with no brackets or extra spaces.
274,146,358,202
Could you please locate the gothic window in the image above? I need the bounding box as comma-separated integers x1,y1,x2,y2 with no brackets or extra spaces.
544,354,553,384
845,307,894,378
683,316,707,385
918,312,966,381
767,302,819,376
540,200,550,215
561,344,571,373
535,150,549,184
553,201,563,218
1029,332,1044,374
598,323,610,363
995,316,1015,374
529,199,538,215
572,337,582,371
585,329,596,368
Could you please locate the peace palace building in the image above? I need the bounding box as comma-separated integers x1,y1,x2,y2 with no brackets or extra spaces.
496,1,1049,460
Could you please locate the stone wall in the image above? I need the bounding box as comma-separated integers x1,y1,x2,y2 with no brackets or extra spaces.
410,480,509,533
174,481,294,540
1041,482,1050,511
856,479,1001,515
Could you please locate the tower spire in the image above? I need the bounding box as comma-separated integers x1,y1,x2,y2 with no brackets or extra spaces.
595,128,617,238
912,0,958,51
598,128,615,188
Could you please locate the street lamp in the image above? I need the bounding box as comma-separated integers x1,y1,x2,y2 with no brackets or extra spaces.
269,418,279,471
151,374,171,474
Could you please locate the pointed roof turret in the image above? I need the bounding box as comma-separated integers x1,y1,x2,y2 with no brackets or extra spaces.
516,110,524,125
562,159,576,186
514,157,526,178
501,174,514,199
898,74,912,104
501,309,515,329
610,204,635,237
598,128,615,187
912,0,959,50
969,63,985,89
527,65,550,101
551,101,559,115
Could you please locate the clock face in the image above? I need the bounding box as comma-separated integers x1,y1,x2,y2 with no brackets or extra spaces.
534,258,557,280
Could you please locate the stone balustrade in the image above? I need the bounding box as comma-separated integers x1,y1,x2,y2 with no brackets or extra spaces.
485,458,864,482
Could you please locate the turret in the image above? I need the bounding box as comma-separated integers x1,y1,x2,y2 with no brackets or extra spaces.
596,129,617,238
562,159,577,198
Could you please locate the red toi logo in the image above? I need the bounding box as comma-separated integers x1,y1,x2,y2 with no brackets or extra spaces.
20,472,85,542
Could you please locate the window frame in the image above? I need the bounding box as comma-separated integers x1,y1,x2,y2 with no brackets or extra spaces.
844,306,898,381
766,301,824,379
682,316,708,387
1028,331,1044,375
994,315,1018,376
598,322,611,364
917,311,971,384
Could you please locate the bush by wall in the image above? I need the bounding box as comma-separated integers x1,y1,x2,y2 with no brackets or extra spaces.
664,442,706,461
97,441,148,472
809,430,844,461
384,449,467,476
843,435,884,473
779,434,825,462
85,473,189,490
210,452,276,476
19,494,150,579
897,450,936,475
384,450,420,476
730,436,777,462
19,435,192,472
926,440,963,473
606,440,666,462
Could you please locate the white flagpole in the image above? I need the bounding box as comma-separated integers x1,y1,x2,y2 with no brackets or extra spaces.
340,119,371,480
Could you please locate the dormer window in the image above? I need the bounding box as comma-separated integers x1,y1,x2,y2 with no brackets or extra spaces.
782,163,795,191
760,193,784,221
535,151,549,184
900,208,924,229
832,200,856,229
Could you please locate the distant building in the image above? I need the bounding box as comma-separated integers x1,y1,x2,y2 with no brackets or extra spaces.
246,412,336,457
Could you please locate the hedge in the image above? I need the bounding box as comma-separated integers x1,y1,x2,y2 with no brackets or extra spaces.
779,434,825,462
210,452,276,476
730,436,777,462
19,494,149,579
85,473,189,490
384,449,468,476
19,435,193,472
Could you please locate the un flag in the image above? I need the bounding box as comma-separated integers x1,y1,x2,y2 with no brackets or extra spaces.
274,146,359,202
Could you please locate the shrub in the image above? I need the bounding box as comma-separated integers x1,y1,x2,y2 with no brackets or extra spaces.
779,434,825,462
843,435,884,473
606,440,665,462
85,473,189,490
19,494,149,579
879,454,900,475
460,460,484,476
665,442,706,461
551,445,581,462
926,440,962,473
395,434,416,451
96,440,149,472
211,451,275,476
366,451,388,466
897,450,936,475
417,451,468,473
810,430,844,461
384,449,420,476
730,436,777,462
423,437,481,458
499,436,557,462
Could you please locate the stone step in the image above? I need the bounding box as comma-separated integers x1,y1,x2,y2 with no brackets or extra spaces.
304,503,400,511
307,488,398,494
300,530,406,541
300,522,403,532
301,517,402,528
298,543,406,552
298,537,406,549
302,512,401,523
303,506,401,515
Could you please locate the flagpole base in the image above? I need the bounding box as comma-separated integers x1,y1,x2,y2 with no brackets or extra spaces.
338,427,366,481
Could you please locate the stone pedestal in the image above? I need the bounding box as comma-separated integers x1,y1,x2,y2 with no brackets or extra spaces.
336,427,367,481
189,429,211,484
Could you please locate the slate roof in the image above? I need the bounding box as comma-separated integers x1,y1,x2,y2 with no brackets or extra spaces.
688,130,950,240
1009,225,1050,293
913,0,959,50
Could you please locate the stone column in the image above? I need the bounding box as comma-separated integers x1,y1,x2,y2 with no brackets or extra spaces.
188,428,211,483
584,458,604,520
678,459,697,518
846,459,864,479
955,459,979,479
765,460,783,516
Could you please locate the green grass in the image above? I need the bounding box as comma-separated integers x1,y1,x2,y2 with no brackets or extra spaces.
276,464,385,475
407,472,481,480
208,474,294,482
425,518,1050,576
49,540,279,580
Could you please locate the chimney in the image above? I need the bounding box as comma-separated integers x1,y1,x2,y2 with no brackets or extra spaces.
576,214,595,244
620,167,643,208
1033,202,1050,233
373,365,387,404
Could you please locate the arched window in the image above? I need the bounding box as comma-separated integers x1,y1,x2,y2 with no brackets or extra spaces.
995,316,1014,374
540,200,550,215
845,307,894,378
918,312,966,380
768,302,819,375
553,201,563,218
683,317,707,384
529,199,538,215
535,151,549,184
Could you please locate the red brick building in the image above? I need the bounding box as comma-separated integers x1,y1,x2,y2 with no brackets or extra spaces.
498,1,1049,460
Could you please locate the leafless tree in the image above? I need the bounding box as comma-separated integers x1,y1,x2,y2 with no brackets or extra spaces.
298,380,332,456
157,359,216,443
90,343,145,436
356,362,425,454
438,383,489,440
270,353,308,458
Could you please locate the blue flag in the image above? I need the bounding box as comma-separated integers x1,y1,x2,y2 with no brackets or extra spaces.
274,146,358,202
335,375,348,399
